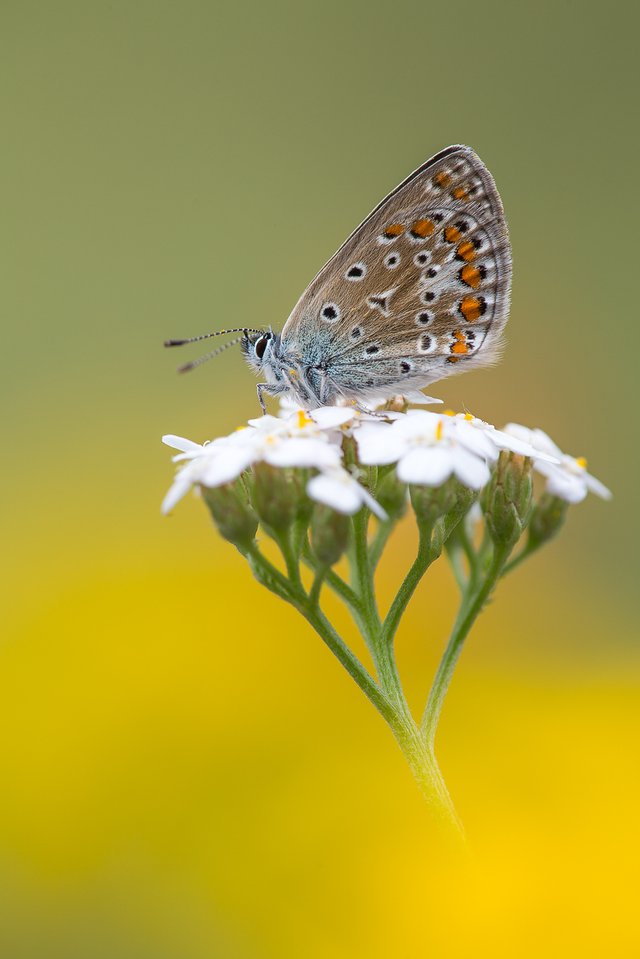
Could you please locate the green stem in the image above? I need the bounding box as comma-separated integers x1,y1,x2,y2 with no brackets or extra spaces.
388,716,464,835
275,528,302,589
351,508,380,629
351,509,409,704
421,544,510,746
246,540,464,836
381,522,434,648
445,541,468,593
308,567,326,607
369,520,394,571
302,540,360,612
246,544,393,723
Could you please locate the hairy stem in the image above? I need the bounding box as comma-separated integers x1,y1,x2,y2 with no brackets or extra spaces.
381,522,435,648
246,543,393,722
421,544,510,746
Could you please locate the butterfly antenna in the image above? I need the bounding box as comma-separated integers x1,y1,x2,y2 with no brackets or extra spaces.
175,335,247,374
164,327,263,348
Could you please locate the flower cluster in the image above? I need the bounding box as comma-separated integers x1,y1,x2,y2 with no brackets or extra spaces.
162,402,610,522
162,405,384,518
160,396,612,829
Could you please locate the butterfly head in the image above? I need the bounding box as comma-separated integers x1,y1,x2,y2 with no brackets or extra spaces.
241,328,280,376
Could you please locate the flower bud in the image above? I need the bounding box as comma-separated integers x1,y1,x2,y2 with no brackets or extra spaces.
528,492,569,548
410,478,476,527
310,504,351,567
202,481,258,551
251,463,301,532
387,394,410,413
375,469,407,521
483,451,533,550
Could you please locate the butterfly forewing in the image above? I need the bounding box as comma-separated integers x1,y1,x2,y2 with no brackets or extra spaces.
280,145,511,398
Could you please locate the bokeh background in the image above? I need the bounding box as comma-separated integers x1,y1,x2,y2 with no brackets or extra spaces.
1,1,638,955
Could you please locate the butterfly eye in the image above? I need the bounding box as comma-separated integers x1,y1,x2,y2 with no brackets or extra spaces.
254,335,269,360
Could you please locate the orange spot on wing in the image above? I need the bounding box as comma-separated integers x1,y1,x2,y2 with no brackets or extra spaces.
410,218,435,238
460,264,482,288
434,171,452,188
459,296,486,322
456,240,477,262
451,330,469,354
444,225,462,243
452,186,470,201
447,356,460,363
383,223,405,238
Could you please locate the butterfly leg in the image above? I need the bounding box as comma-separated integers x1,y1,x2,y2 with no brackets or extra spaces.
257,382,288,414
353,401,389,418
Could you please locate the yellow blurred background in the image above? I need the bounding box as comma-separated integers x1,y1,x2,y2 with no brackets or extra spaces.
1,1,638,955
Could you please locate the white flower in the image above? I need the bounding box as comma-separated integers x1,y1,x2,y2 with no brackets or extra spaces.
307,468,387,519
161,411,344,513
503,423,611,504
355,411,492,490
446,413,559,462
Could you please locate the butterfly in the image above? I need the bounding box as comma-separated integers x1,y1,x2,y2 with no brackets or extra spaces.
166,145,511,412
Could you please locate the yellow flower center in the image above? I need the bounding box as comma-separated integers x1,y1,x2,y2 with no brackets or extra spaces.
576,456,587,469
297,410,313,429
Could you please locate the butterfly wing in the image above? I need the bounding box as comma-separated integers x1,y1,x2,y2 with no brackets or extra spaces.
280,145,511,401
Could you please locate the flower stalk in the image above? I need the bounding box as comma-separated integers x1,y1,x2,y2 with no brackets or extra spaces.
162,402,611,835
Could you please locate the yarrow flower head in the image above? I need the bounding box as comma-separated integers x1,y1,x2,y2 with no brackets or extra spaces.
161,393,611,834
162,402,610,522
354,409,552,490
503,423,612,504
162,407,351,515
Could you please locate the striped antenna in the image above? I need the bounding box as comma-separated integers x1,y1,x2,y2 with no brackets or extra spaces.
176,335,247,374
164,327,263,348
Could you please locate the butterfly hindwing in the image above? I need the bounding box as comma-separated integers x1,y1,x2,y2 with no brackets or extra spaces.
280,145,511,398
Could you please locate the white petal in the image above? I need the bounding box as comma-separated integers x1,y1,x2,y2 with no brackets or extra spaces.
356,424,406,465
397,447,453,486
530,427,564,459
452,447,491,489
200,448,256,486
454,421,499,461
503,423,535,446
584,472,612,500
503,423,564,462
359,485,388,520
277,396,301,416
311,406,356,429
391,410,441,440
489,427,555,461
162,434,202,452
532,458,556,480
545,470,587,503
247,414,285,431
401,390,444,405
161,472,194,514
265,438,341,469
307,473,363,514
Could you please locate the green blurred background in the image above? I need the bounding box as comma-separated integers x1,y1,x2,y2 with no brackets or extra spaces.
1,1,638,955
